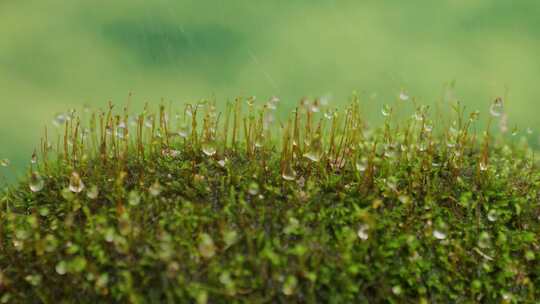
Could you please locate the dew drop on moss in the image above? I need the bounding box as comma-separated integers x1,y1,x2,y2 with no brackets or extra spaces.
487,209,497,222
0,158,10,167
128,190,141,206
202,142,217,157
87,185,99,200
55,261,67,275
248,182,259,195
198,233,216,259
69,172,85,193
29,172,45,192
149,181,162,197
282,164,297,181
489,98,503,117
381,104,392,117
357,224,369,241
399,91,409,101
433,229,447,240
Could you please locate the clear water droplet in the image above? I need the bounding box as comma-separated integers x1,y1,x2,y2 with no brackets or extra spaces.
381,104,392,117
0,158,10,167
52,113,67,127
357,224,369,240
87,185,99,200
31,151,38,164
479,161,488,172
487,209,497,222
282,163,296,181
198,233,216,259
29,172,45,192
202,141,217,157
478,231,491,249
489,98,503,117
248,182,259,195
399,91,409,101
433,229,447,240
217,159,227,167
149,181,162,197
69,172,85,193
55,261,67,275
356,162,367,172
178,123,190,138
392,285,403,295
303,136,323,162
128,190,141,206
527,127,533,135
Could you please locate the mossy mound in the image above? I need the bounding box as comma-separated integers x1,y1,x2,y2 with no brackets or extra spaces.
1,98,540,302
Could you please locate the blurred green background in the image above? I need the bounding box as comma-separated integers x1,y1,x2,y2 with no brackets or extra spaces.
2,0,540,180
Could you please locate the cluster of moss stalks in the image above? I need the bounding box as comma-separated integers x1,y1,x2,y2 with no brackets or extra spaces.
1,95,539,303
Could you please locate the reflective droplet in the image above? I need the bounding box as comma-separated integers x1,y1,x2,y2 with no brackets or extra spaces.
52,113,67,127
478,231,491,249
356,162,367,172
248,182,259,195
479,161,488,172
399,91,409,101
487,209,497,222
282,163,296,181
69,172,85,193
87,185,99,200
381,104,392,117
282,275,298,296
29,172,45,192
128,190,141,206
202,141,217,157
489,98,503,117
357,224,369,241
527,127,533,135
0,158,10,167
217,159,227,167
433,229,447,240
198,233,216,259
178,123,190,138
31,151,38,164
392,285,403,295
149,181,162,197
55,261,67,275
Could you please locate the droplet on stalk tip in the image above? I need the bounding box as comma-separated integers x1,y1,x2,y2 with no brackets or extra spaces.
381,104,392,117
489,98,503,117
202,141,217,157
87,185,99,199
399,91,409,101
149,181,162,197
29,172,45,192
0,158,10,167
282,163,297,181
69,172,85,193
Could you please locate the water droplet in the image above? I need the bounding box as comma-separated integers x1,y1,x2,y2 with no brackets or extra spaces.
55,261,67,275
69,172,85,193
116,123,127,139
149,181,162,197
29,172,45,192
324,109,336,120
309,100,320,113
248,182,259,195
487,209,497,222
87,185,99,200
198,233,216,259
399,91,409,101
282,163,296,181
479,161,488,172
433,229,447,240
282,275,298,296
478,231,491,249
381,104,392,117
202,141,217,157
392,285,403,295
489,98,503,117
31,151,38,164
357,224,369,240
178,123,190,138
527,127,533,135
303,136,323,162
217,159,227,167
52,113,67,127
128,190,141,206
356,162,367,172
144,116,154,128
0,158,10,167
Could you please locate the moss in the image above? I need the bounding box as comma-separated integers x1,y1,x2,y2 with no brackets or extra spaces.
1,97,539,303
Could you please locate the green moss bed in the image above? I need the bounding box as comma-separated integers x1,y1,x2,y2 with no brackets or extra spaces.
1,98,539,303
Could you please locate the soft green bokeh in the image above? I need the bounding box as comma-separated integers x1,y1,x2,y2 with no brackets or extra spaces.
2,0,540,180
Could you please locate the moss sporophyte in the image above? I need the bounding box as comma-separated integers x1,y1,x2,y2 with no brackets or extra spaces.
1,95,540,303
